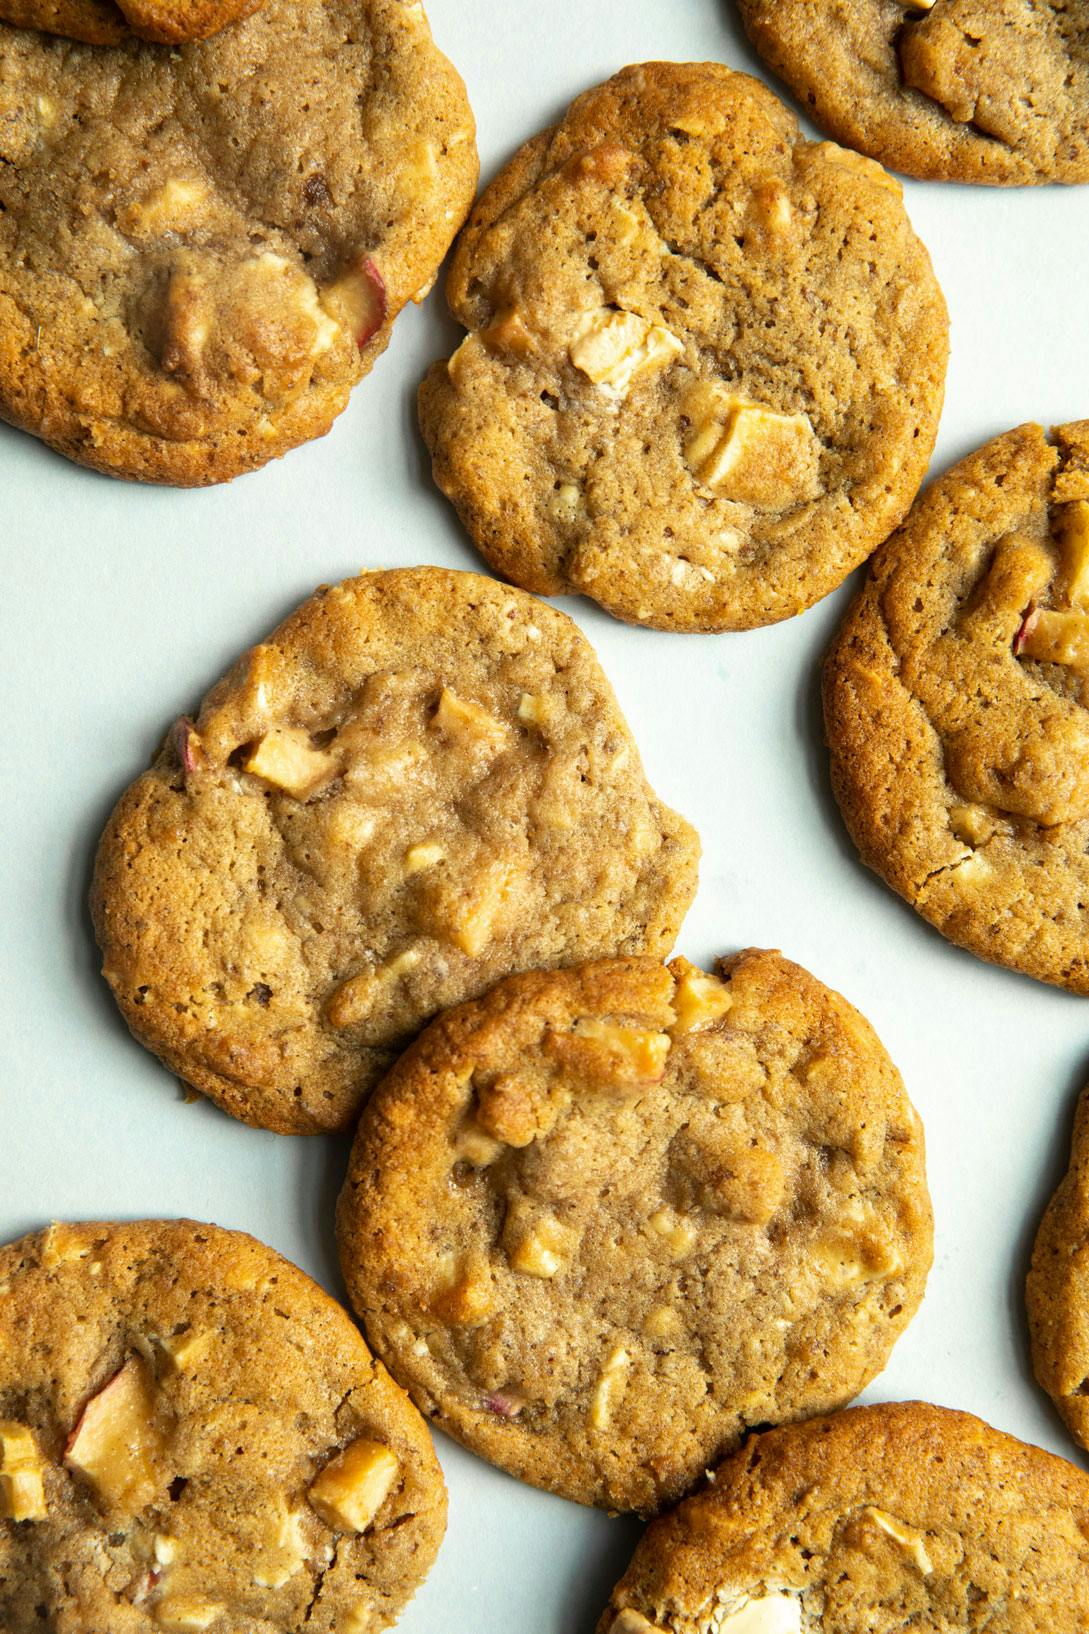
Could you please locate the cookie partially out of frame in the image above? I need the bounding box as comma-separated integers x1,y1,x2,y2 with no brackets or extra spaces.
0,1220,446,1634
418,61,948,632
91,569,699,1135
1028,1083,1089,1451
1,0,261,47
737,0,1089,186
596,1402,1089,1633
825,421,1089,993
0,0,477,483
337,950,931,1514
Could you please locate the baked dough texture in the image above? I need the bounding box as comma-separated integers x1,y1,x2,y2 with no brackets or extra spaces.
1028,1082,1089,1452
596,1401,1089,1633
91,569,700,1135
337,950,932,1514
825,421,1089,994
737,0,1089,186
418,61,948,632
0,0,477,483
0,1219,446,1634
0,0,262,47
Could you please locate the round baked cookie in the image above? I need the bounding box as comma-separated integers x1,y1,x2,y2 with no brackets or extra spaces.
1027,1082,1089,1451
596,1401,1089,1633
737,0,1089,186
825,420,1089,993
91,568,700,1136
336,949,932,1514
417,62,948,633
0,0,477,484
0,1219,446,1634
0,0,262,48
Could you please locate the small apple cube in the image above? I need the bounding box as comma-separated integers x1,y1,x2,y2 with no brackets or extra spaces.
320,256,387,350
420,857,523,957
0,1421,47,1521
569,309,682,400
547,1017,671,1089
242,728,335,798
1016,607,1089,671
154,1597,223,1631
681,382,822,510
402,841,446,876
432,687,509,756
64,1356,171,1514
669,957,733,1035
308,1439,400,1534
172,717,204,780
1061,502,1089,608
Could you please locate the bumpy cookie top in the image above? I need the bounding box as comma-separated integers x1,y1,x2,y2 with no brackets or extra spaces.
91,569,699,1135
418,62,948,632
596,1402,1089,1632
0,0,262,47
337,951,931,1513
1028,1084,1089,1452
0,1220,446,1634
0,0,477,483
738,0,1089,186
824,421,1089,993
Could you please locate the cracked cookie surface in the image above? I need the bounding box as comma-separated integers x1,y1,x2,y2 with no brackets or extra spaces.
336,950,931,1514
824,420,1089,993
0,1219,446,1634
417,61,948,633
0,0,477,483
738,0,1089,185
91,568,699,1135
1028,1082,1089,1452
596,1401,1089,1633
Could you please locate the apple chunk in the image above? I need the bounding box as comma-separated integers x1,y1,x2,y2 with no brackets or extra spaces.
320,256,387,350
307,1438,400,1533
64,1356,172,1514
0,1421,47,1521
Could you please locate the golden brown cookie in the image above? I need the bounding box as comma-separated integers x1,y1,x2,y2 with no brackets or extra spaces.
0,1219,446,1634
825,420,1089,993
336,950,932,1514
0,0,261,47
0,0,477,483
1027,1082,1089,1451
596,1402,1089,1633
418,62,948,632
737,0,1089,185
91,569,700,1135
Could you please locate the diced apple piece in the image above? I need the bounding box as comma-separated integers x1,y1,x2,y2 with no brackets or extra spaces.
154,1597,223,1631
308,1439,400,1534
242,728,335,798
252,1496,309,1587
681,382,822,510
502,1200,573,1279
0,1421,47,1521
609,1614,669,1634
863,1506,933,1574
172,716,204,780
64,1356,171,1513
1016,607,1089,671
569,309,682,400
402,841,446,876
157,1328,212,1374
547,1017,671,1089
589,1344,630,1431
432,687,509,755
670,957,733,1035
320,256,387,350
1061,502,1089,608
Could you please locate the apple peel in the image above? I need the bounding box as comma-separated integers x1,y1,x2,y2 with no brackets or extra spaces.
320,257,388,351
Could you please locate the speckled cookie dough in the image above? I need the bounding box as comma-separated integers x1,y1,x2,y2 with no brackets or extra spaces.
0,1219,446,1634
0,0,477,483
91,569,700,1135
418,61,948,632
596,1402,1089,1633
738,0,1089,186
824,420,1089,993
1028,1082,1089,1451
0,0,262,47
336,950,931,1514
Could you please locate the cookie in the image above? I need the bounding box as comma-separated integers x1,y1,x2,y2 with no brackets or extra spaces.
1027,1082,1089,1451
336,949,932,1514
417,62,948,633
737,0,1089,186
596,1401,1089,1633
91,568,700,1136
0,0,262,48
0,0,477,484
0,1219,446,1634
824,421,1089,993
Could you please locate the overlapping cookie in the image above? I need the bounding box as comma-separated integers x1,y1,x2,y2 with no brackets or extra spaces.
0,1219,446,1634
92,569,699,1134
597,1402,1089,1632
738,0,1089,186
0,0,477,482
1,0,261,46
1028,1082,1089,1451
825,421,1089,992
419,62,948,632
337,950,931,1513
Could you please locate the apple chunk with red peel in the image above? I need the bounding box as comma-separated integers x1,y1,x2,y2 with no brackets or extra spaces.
64,1356,173,1513
320,257,387,351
